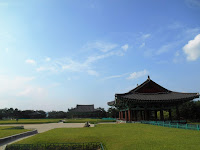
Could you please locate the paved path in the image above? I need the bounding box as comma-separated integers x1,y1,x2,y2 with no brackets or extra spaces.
0,122,94,133
0,123,94,150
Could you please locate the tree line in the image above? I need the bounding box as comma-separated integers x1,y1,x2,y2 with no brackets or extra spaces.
1,100,199,121
0,107,111,119
178,100,200,121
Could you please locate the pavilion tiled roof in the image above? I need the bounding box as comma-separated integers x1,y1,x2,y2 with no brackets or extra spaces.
108,76,199,106
119,92,199,102
68,104,98,112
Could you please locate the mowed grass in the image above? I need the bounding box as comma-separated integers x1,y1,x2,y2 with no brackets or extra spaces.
189,122,200,125
0,119,61,124
64,118,116,124
15,124,200,150
0,118,115,124
0,126,30,138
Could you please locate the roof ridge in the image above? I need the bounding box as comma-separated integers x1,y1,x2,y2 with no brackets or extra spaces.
128,78,169,94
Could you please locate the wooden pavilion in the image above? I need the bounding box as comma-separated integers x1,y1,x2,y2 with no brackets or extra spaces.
67,104,101,118
108,76,199,122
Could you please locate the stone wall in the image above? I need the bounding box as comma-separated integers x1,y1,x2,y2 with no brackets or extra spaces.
0,129,38,145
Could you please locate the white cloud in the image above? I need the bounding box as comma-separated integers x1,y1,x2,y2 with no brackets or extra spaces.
45,57,51,62
36,66,56,72
0,2,8,7
5,48,8,52
184,28,200,39
103,73,128,80
127,70,148,80
62,59,88,72
121,44,129,51
85,52,115,64
140,25,199,60
15,76,35,82
183,34,200,61
61,51,125,76
156,44,171,55
36,41,128,76
156,42,178,55
17,87,47,98
0,75,47,100
140,42,145,48
175,51,180,57
173,51,183,63
61,51,125,74
185,0,200,8
87,70,99,76
168,22,184,30
156,60,169,64
141,33,151,39
36,67,46,72
26,59,36,65
0,75,35,95
85,41,118,52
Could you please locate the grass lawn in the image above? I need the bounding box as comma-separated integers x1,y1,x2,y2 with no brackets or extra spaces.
0,126,30,138
189,122,200,125
15,123,200,150
64,118,116,124
0,118,115,124
0,119,61,124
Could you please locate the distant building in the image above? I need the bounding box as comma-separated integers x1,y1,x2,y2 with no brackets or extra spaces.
67,104,102,118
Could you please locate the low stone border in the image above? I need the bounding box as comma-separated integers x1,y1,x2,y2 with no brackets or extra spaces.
0,129,38,145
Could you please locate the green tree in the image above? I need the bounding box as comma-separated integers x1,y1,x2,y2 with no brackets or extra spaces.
107,107,119,118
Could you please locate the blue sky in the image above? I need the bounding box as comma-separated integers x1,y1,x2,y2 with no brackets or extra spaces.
0,0,200,111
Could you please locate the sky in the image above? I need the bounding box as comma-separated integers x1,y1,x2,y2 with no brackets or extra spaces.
0,0,200,111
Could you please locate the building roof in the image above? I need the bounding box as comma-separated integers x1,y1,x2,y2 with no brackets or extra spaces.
68,104,98,112
120,92,199,102
108,76,199,106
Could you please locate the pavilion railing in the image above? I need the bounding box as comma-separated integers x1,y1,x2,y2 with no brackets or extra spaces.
5,142,104,150
141,121,200,131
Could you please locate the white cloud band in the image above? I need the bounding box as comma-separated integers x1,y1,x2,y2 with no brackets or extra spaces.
183,34,200,61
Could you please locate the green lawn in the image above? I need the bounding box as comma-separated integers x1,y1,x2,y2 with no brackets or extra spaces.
64,118,116,124
15,124,200,150
0,118,115,124
0,126,30,138
189,122,200,125
0,119,61,124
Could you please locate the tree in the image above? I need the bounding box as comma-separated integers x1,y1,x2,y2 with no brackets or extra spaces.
107,107,119,118
179,101,196,121
48,111,67,118
96,107,107,118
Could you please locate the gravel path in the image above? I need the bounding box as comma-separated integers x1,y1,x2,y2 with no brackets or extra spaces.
0,123,94,150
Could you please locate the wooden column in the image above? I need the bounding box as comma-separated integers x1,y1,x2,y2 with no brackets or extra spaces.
176,105,180,120
125,111,127,121
145,109,148,120
119,111,121,120
140,110,143,120
169,109,172,121
160,110,164,121
128,110,131,122
134,110,137,121
154,110,157,121
132,110,135,121
147,110,150,121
